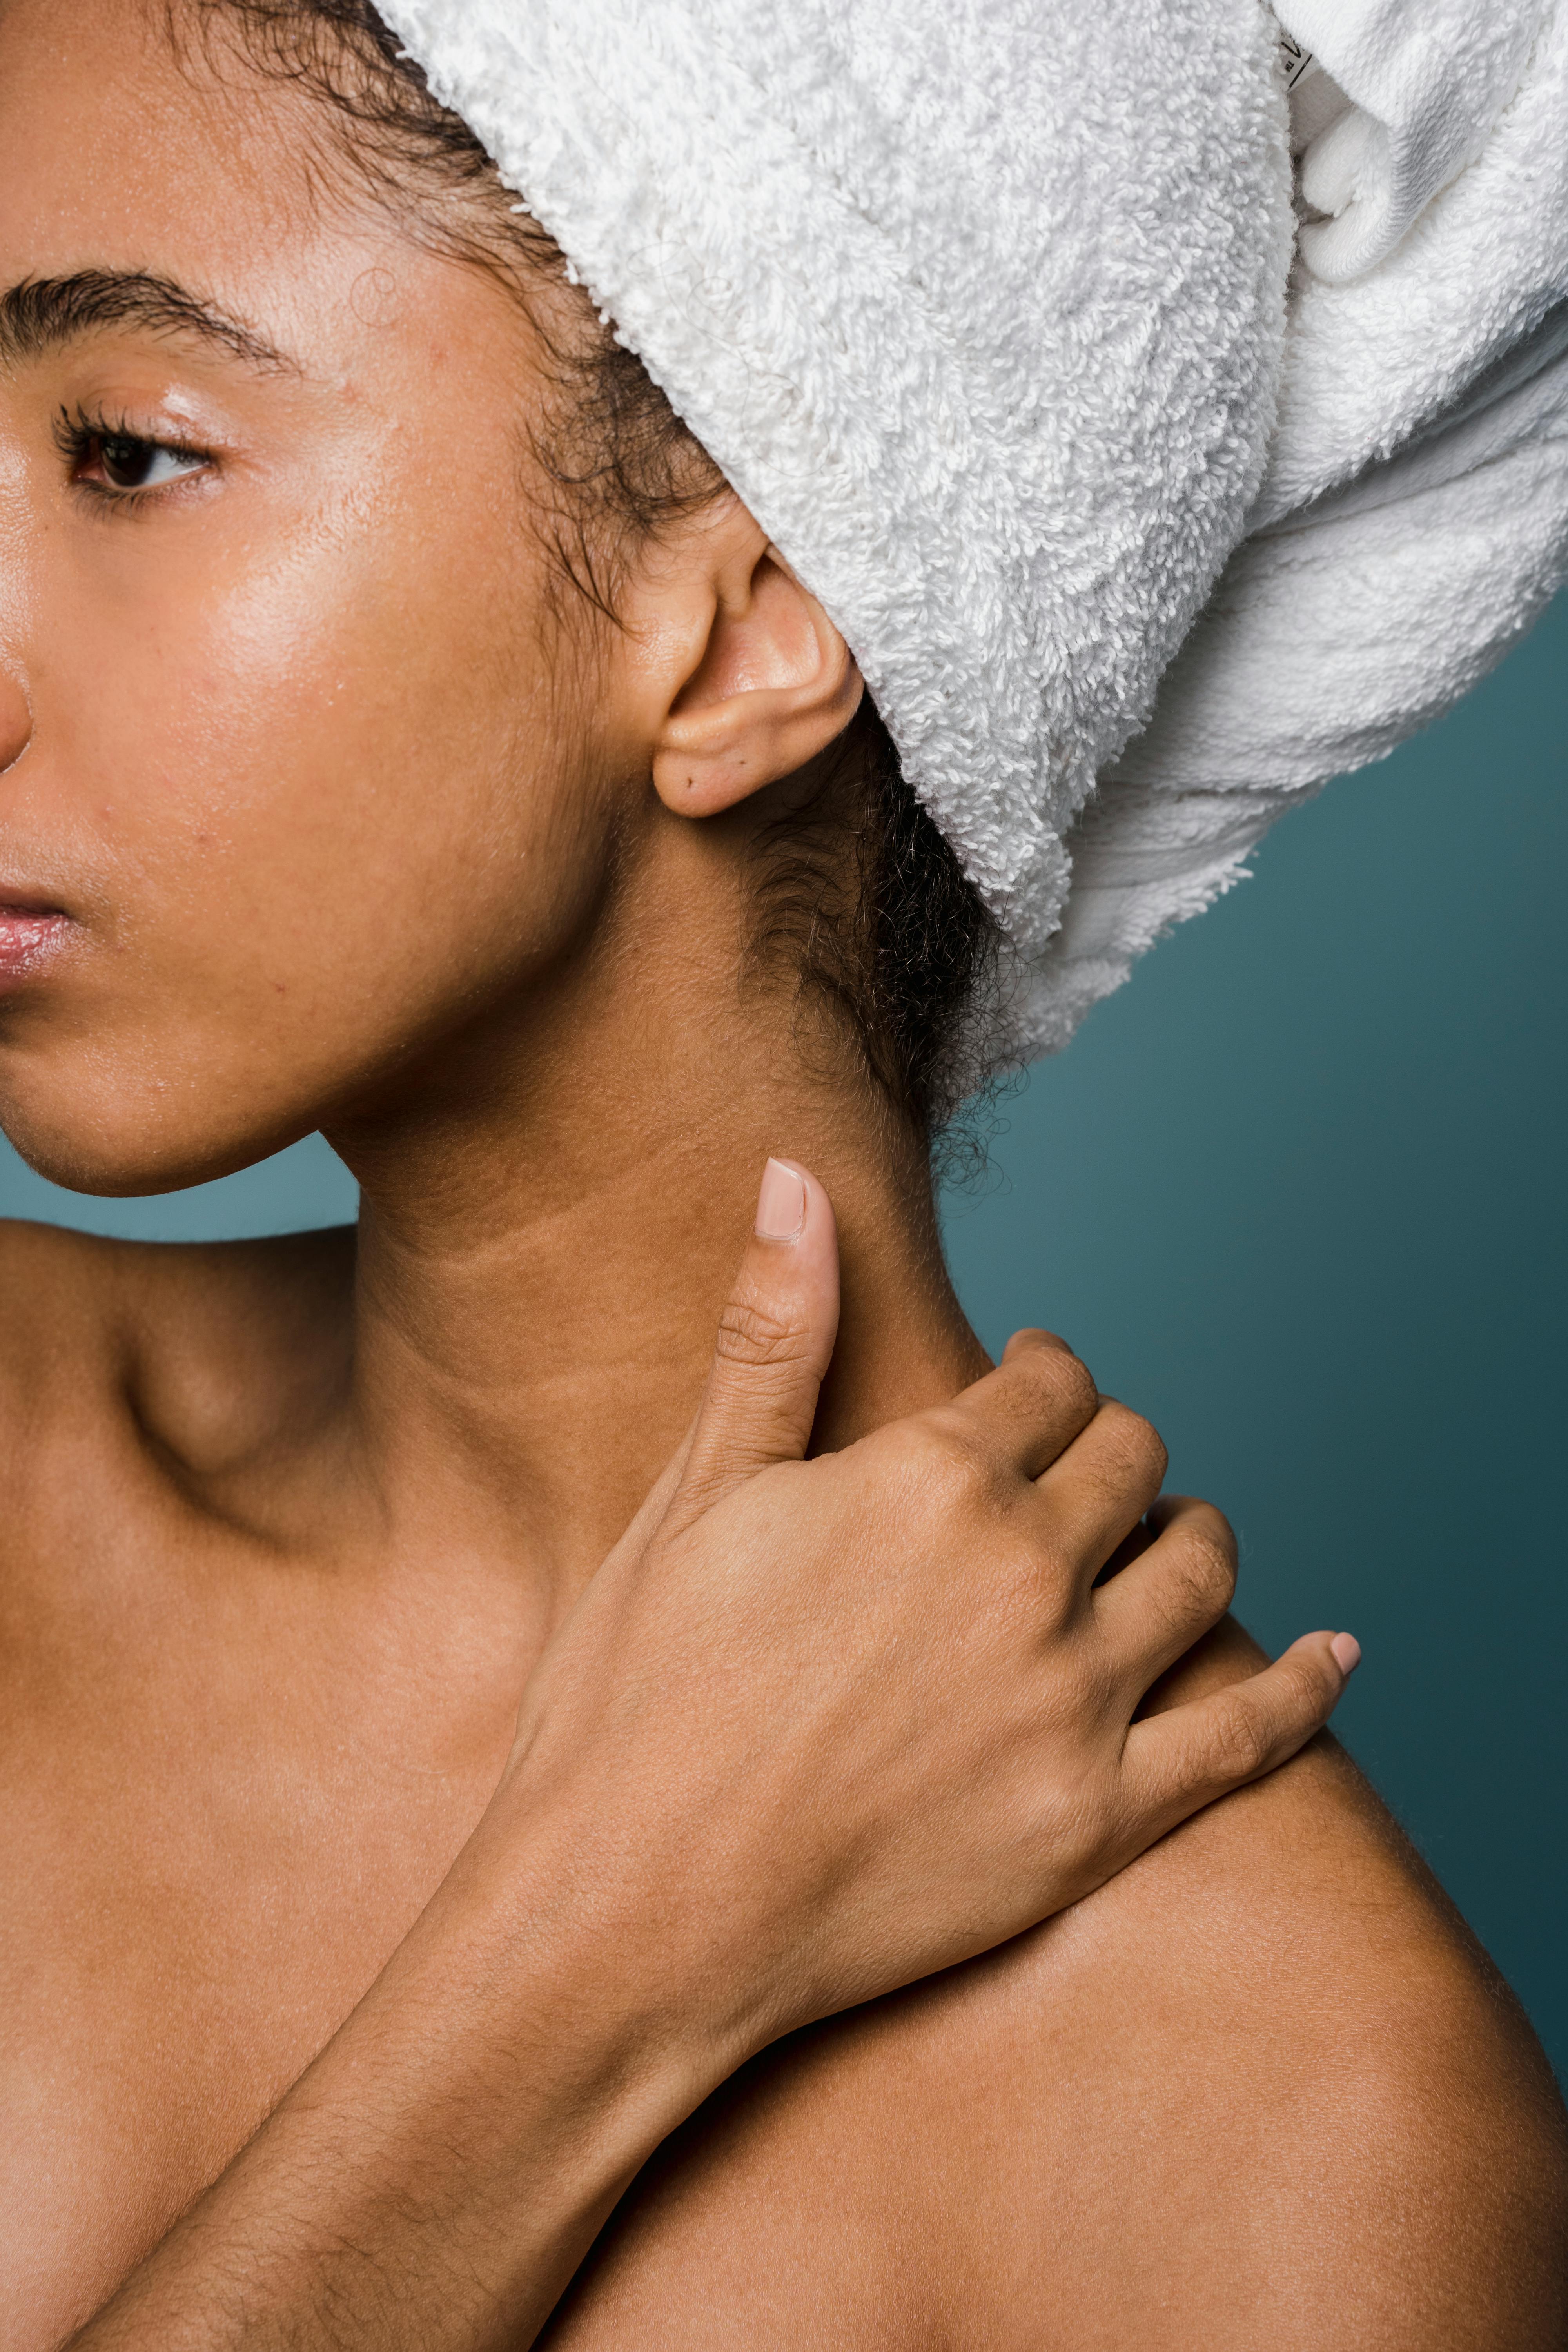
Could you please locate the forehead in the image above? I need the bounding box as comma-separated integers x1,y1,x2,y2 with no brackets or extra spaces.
0,0,520,383
0,0,528,401
0,0,323,290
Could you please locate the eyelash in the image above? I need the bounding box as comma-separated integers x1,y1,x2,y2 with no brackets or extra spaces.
51,403,215,509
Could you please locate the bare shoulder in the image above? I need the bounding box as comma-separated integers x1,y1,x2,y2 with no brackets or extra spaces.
0,1215,356,1522
551,1624,1568,2352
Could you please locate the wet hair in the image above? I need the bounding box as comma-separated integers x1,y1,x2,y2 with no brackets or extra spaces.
186,0,1002,1137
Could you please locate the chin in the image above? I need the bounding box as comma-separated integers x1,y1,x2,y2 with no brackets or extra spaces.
0,1055,316,1201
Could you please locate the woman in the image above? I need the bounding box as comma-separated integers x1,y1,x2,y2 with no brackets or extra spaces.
2,2,1564,2345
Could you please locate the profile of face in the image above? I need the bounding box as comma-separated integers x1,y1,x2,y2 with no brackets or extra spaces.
0,0,863,1196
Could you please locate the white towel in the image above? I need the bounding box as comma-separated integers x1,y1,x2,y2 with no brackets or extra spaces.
382,0,1568,1064
1045,0,1568,1052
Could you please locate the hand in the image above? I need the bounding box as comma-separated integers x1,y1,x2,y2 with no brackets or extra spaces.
483,1157,1357,2066
71,1156,1356,2352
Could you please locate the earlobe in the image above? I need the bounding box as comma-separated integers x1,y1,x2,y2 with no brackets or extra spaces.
650,545,863,819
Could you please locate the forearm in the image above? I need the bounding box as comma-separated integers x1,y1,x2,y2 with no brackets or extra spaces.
67,1820,719,2352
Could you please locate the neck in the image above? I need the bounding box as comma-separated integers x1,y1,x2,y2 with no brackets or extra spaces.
323,833,987,1625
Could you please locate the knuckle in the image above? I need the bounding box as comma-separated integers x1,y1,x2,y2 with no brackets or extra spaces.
1180,1497,1237,1560
1171,1521,1238,1615
1280,1654,1333,1728
1036,1348,1099,1428
1004,1325,1065,1359
1205,1695,1270,1784
1096,1403,1168,1490
906,1414,1006,1513
713,1294,811,1371
869,1420,928,1496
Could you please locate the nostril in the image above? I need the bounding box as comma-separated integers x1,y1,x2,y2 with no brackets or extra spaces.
0,669,31,776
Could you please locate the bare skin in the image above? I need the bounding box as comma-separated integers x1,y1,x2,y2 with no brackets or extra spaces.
0,5,1564,2347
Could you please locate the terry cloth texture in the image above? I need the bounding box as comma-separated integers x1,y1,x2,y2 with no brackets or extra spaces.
1046,0,1568,1047
381,0,1568,1065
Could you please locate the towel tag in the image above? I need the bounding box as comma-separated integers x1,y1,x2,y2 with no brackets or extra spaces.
1277,29,1317,91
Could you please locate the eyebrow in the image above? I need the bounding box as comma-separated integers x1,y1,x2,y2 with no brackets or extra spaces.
0,270,297,374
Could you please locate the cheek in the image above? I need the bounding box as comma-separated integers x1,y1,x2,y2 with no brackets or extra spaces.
6,488,610,1179
64,509,526,936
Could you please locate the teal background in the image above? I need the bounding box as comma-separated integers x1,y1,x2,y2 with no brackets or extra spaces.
4,597,1564,2080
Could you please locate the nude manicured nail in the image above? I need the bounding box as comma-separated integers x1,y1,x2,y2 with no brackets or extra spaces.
1330,1632,1361,1676
755,1158,806,1241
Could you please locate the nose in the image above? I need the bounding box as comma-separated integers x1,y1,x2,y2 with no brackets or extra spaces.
0,665,29,774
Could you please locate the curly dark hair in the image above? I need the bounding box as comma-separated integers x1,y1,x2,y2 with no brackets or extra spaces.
180,0,1002,1137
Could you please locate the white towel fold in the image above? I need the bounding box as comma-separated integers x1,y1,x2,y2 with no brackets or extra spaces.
383,0,1568,1065
1286,0,1546,283
1046,0,1568,1052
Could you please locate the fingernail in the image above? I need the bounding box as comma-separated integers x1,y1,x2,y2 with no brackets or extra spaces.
755,1158,806,1242
1330,1632,1361,1676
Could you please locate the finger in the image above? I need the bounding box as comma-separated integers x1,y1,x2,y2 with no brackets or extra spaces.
665,1159,839,1531
928,1332,1100,1482
1029,1399,1169,1582
1119,1630,1359,1837
1001,1326,1072,1363
1093,1496,1238,1688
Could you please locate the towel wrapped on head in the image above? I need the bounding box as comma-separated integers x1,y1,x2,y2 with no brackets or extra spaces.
382,0,1568,1065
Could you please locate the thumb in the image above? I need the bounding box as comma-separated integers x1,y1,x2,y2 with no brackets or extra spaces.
663,1159,840,1533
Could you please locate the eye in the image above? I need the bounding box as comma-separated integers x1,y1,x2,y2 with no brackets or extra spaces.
53,407,217,504
94,434,208,492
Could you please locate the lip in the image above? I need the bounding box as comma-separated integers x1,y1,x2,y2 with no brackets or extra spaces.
0,903,73,983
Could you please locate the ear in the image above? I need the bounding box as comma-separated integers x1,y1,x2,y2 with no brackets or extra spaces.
639,501,863,818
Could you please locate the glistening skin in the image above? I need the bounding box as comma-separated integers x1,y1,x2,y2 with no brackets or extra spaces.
0,6,1564,2350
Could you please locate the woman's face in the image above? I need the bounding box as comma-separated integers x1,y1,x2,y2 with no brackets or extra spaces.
0,0,636,1191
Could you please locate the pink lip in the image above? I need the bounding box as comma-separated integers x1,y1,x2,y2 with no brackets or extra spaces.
0,905,72,981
